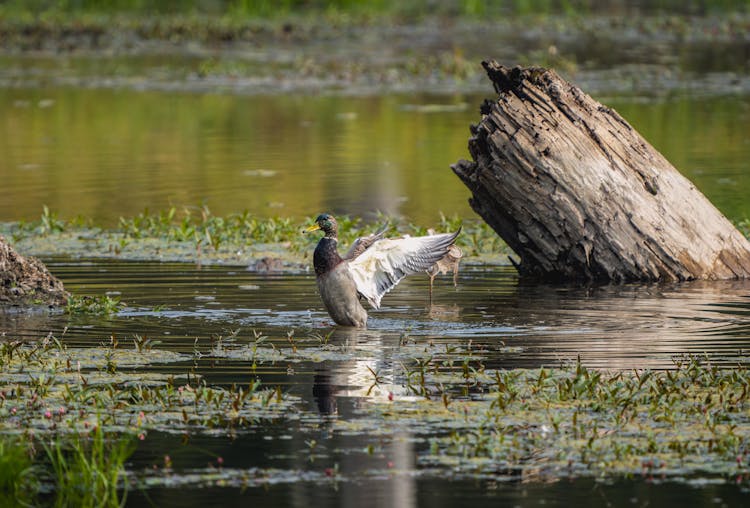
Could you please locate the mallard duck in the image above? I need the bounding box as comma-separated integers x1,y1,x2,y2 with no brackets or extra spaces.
304,213,461,327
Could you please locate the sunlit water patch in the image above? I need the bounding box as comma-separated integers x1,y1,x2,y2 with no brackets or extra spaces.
1,89,748,225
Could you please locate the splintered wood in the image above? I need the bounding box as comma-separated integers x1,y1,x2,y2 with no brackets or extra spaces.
452,61,750,282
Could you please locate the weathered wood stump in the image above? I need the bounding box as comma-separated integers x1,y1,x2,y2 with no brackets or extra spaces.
452,61,750,282
0,235,69,306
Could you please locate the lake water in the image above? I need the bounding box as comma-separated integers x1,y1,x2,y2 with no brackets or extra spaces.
2,50,750,507
1,84,749,225
6,260,750,371
2,260,750,505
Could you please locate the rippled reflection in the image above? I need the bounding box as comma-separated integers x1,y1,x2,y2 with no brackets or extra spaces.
3,260,749,373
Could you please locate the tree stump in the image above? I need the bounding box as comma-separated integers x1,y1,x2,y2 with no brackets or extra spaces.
0,235,69,306
452,61,750,282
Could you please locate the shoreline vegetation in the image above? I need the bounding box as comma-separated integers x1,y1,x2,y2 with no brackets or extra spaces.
2,2,748,52
3,0,750,19
0,206,513,269
1,1,749,99
1,206,748,271
2,206,749,270
1,2,749,99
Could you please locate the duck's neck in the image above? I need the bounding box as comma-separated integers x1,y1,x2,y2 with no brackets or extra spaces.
313,237,343,276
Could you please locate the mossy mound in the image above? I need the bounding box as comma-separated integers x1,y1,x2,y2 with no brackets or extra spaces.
0,235,68,306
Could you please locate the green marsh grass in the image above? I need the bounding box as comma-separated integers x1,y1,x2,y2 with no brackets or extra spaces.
2,0,749,19
382,354,750,478
0,335,298,437
44,427,136,508
6,204,736,268
2,206,510,266
0,410,134,506
197,332,750,481
0,333,305,495
0,435,38,505
737,218,750,239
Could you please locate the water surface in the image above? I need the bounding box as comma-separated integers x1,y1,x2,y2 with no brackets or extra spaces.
4,260,750,506
2,88,748,225
6,260,750,371
2,31,750,506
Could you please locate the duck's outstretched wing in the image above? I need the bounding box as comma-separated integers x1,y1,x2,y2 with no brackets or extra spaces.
343,223,389,260
348,229,461,309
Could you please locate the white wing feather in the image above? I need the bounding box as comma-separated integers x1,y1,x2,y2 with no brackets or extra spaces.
347,231,459,309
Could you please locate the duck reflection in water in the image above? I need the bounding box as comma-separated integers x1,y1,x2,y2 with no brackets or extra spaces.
310,328,400,416
312,370,338,415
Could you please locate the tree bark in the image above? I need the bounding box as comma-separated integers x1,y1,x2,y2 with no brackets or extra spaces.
452,61,750,282
1,235,69,306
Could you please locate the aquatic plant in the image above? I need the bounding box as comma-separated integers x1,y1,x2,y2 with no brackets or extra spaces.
131,334,160,353
0,335,298,438
116,205,299,246
736,218,750,239
3,322,750,495
2,0,749,19
1,206,511,266
39,205,66,236
202,329,750,481
0,331,319,499
0,435,38,505
66,294,124,316
11,205,744,268
370,355,750,480
0,391,135,506
44,426,136,508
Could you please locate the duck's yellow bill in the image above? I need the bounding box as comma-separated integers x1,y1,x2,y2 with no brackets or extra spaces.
304,224,321,233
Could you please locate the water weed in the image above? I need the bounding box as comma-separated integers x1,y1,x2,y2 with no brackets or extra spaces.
203,328,750,481
736,218,750,239
0,435,38,505
362,355,750,481
1,206,511,267
2,1,749,22
2,326,750,493
44,427,135,508
66,295,123,316
0,336,298,437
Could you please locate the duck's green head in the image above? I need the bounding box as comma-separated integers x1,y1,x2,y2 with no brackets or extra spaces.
304,213,338,237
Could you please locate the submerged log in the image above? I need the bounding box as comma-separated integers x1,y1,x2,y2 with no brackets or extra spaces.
452,61,750,282
0,235,69,306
